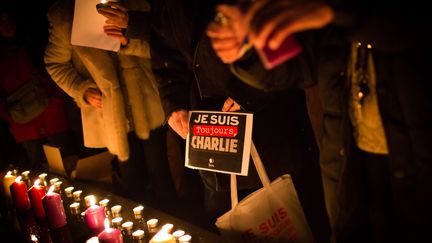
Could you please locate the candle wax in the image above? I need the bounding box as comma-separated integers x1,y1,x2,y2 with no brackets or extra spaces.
10,180,31,212
85,205,106,234
28,185,46,218
149,231,175,243
42,190,67,229
98,227,123,243
2,173,16,204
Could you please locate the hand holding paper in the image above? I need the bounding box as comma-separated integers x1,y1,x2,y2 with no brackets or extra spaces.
71,0,120,51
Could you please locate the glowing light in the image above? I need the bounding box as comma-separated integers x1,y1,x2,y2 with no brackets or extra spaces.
104,218,110,229
47,185,55,194
34,179,41,186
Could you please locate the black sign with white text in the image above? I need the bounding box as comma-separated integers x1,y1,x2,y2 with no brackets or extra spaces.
185,111,253,175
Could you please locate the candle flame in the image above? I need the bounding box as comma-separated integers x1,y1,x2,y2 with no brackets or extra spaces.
34,179,41,186
15,176,22,183
104,218,111,229
89,195,96,206
47,185,55,194
6,171,12,176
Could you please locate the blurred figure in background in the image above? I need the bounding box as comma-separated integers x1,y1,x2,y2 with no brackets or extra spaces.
207,0,432,242
0,2,76,171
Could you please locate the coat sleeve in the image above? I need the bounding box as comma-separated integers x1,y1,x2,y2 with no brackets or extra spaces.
44,2,97,108
149,27,192,118
119,8,151,57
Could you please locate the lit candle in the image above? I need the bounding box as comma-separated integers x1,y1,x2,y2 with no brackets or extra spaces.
147,218,159,232
42,185,67,229
87,236,100,243
178,234,192,243
161,223,174,234
179,235,192,243
111,217,123,229
54,181,63,192
172,230,185,240
111,205,122,218
85,195,96,208
133,205,144,219
10,176,31,212
73,190,82,202
70,202,81,215
28,179,46,218
99,199,109,208
99,199,110,217
121,221,133,235
149,231,175,243
50,178,59,186
64,186,74,198
2,171,16,204
38,173,48,187
98,218,123,243
132,230,145,240
85,196,106,234
21,170,31,188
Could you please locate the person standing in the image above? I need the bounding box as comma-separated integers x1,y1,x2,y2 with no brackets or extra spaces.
207,0,432,242
0,2,76,171
149,0,330,241
45,0,176,205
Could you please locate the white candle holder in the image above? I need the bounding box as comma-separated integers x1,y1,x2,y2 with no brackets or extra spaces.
178,234,192,243
173,230,185,240
49,178,59,186
64,186,74,197
111,205,122,218
132,229,145,240
73,190,82,202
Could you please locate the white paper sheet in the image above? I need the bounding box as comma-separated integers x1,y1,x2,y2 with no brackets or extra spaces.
71,0,120,52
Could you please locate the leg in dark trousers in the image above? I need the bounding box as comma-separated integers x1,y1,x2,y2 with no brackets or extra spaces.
141,126,177,209
117,133,149,201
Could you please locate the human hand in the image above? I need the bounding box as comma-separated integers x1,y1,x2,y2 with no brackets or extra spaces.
97,2,129,29
83,88,102,109
206,5,249,63
103,24,128,45
222,97,241,112
248,0,334,50
168,109,189,139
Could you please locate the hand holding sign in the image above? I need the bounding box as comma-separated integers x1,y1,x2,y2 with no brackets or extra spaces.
168,109,189,139
186,111,253,175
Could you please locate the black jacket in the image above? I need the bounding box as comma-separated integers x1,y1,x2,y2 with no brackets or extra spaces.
230,0,432,241
149,0,331,241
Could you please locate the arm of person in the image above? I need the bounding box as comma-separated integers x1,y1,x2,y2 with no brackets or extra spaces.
150,20,193,139
44,1,98,108
207,3,321,92
98,1,152,57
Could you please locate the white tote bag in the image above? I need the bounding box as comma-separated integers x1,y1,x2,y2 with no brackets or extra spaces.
216,143,315,243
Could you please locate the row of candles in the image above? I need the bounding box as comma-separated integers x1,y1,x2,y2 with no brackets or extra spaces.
2,170,192,243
